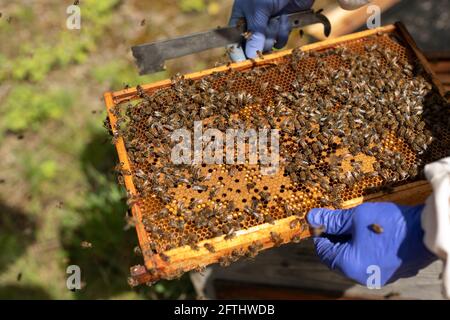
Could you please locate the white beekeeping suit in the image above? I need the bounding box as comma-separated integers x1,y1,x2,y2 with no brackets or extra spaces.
422,157,450,299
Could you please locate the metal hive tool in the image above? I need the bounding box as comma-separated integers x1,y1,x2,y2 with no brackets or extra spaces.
103,23,450,285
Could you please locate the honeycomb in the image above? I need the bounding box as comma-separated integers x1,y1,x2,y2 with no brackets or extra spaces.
106,28,450,280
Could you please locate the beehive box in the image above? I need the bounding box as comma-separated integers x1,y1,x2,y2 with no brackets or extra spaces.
103,23,449,285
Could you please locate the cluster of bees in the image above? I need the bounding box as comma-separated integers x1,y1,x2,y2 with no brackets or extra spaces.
278,43,448,206
108,33,449,268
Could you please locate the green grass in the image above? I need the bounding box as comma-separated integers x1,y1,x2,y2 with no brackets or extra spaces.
178,0,207,12
0,0,120,82
92,60,167,91
0,86,73,133
0,0,234,300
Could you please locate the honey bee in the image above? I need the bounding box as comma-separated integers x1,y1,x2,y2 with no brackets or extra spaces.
284,202,295,216
194,265,206,274
244,205,262,221
259,191,271,202
218,256,232,267
228,166,238,177
241,31,253,40
264,214,275,224
128,277,139,287
289,218,301,229
133,246,142,256
160,252,171,263
256,50,264,60
370,223,384,234
193,185,208,192
246,181,256,191
209,186,220,200
246,240,263,258
270,232,283,247
204,243,216,253
224,227,236,240
259,82,269,92
272,85,282,92
291,234,302,243
81,241,92,249
225,45,236,55
230,249,244,261
188,198,202,210
127,193,141,207
226,200,236,213
190,243,200,251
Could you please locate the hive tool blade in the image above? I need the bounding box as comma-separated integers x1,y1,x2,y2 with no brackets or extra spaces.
132,10,331,75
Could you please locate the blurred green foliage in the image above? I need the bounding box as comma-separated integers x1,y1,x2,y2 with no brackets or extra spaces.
92,61,167,91
0,0,119,82
178,0,207,12
0,86,73,132
0,205,36,274
59,131,194,299
61,169,194,299
59,166,133,299
21,157,58,195
0,0,203,300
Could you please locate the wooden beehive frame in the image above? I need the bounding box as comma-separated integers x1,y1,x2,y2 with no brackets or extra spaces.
104,22,446,285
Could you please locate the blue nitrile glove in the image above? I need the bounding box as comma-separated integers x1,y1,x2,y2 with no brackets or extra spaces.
228,0,314,61
307,202,437,286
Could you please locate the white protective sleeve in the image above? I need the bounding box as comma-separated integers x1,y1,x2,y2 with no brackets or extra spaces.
337,0,371,10
421,157,450,299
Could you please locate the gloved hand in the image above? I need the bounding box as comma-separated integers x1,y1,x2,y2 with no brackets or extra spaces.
307,202,437,286
228,0,314,61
